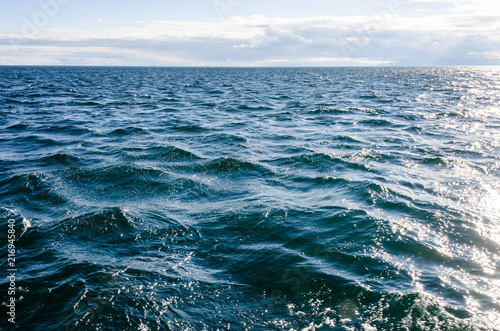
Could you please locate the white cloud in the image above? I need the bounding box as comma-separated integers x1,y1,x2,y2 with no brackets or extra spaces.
0,12,499,66
404,0,500,14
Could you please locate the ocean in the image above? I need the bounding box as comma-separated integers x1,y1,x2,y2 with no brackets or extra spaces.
0,66,499,330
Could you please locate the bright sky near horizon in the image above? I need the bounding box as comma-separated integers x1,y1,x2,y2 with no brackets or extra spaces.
0,0,499,66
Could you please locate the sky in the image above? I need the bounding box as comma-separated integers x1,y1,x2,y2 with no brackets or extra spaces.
0,0,499,66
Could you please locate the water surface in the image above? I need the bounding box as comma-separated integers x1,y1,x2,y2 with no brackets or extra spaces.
1,66,499,330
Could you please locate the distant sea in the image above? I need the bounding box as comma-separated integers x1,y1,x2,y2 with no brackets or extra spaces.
1,66,499,330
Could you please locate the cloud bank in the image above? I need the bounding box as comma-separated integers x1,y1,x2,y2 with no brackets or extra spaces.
1,6,499,66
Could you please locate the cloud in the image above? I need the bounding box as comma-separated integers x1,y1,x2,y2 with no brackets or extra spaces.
403,0,500,15
0,13,499,66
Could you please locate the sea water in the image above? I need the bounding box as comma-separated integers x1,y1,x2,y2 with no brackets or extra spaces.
0,66,499,330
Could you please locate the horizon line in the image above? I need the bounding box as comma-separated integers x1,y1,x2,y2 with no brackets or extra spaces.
1,64,499,68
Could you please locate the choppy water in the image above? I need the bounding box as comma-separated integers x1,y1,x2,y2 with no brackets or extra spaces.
0,66,499,330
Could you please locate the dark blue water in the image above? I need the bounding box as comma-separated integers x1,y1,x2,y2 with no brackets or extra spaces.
1,66,499,330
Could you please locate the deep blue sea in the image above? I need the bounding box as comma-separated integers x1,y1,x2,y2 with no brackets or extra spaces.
0,66,499,330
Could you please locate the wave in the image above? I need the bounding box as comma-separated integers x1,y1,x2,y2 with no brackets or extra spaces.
6,122,29,130
108,126,149,136
237,105,273,111
358,118,394,126
171,125,209,133
196,157,273,176
66,100,106,107
124,146,203,162
0,172,68,206
422,156,487,173
310,107,350,114
39,124,94,136
268,153,372,173
13,134,64,147
40,153,81,166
